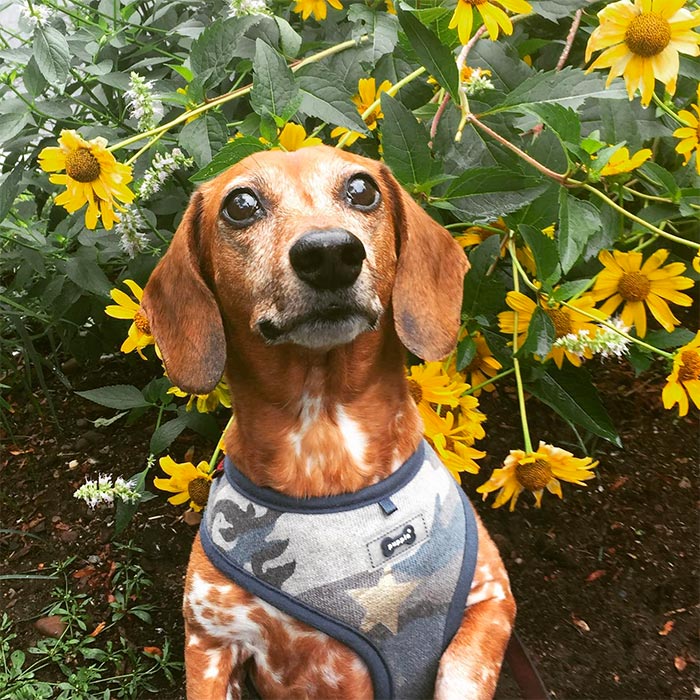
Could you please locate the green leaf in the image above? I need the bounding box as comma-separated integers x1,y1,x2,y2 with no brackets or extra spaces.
23,56,48,97
297,68,368,133
250,39,300,123
638,162,681,202
0,111,29,143
517,306,555,359
529,0,588,21
75,385,150,410
178,112,229,169
190,137,268,182
347,5,399,62
150,415,189,454
516,103,581,145
492,68,627,115
444,167,548,221
645,327,696,349
62,247,112,296
463,236,507,318
274,16,302,57
397,8,459,103
380,94,432,189
518,223,560,286
550,278,593,302
529,366,621,446
33,25,70,89
114,466,150,536
558,189,602,274
456,335,477,372
0,167,23,224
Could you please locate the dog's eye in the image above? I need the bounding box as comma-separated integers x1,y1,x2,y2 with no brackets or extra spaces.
345,175,380,211
222,188,263,227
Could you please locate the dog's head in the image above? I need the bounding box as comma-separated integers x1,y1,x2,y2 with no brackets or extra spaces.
142,146,468,393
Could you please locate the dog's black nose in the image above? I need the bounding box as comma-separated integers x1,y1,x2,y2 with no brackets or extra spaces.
289,229,366,290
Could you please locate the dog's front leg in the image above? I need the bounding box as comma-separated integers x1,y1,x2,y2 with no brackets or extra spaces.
435,516,516,700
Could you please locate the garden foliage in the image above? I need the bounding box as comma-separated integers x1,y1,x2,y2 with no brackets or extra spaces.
1,0,698,515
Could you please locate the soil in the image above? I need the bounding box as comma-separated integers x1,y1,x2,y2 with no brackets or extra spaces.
1,354,698,699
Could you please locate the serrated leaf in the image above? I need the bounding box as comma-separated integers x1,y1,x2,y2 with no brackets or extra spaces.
114,466,149,536
558,189,602,274
33,25,70,89
274,16,302,57
529,366,621,446
0,167,23,224
463,236,507,318
492,68,627,115
75,385,150,410
517,306,555,358
150,415,189,454
456,335,477,372
250,39,300,123
518,223,561,286
550,279,593,301
517,103,580,144
0,111,29,143
644,328,697,349
397,8,459,103
178,112,229,169
444,167,548,221
190,137,268,182
638,162,681,202
62,247,112,296
529,0,588,21
380,94,432,188
347,5,399,62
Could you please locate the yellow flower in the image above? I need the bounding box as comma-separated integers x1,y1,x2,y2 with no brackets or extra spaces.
585,0,700,107
407,361,469,416
673,84,700,174
154,456,213,511
272,123,323,151
38,130,134,230
423,409,486,479
541,224,556,239
599,146,653,175
693,251,700,274
457,333,503,395
168,378,232,413
662,331,700,416
104,280,155,359
477,442,598,511
176,87,200,124
456,218,508,248
591,249,694,337
331,77,392,145
292,0,342,21
385,0,396,13
449,0,532,43
498,291,605,368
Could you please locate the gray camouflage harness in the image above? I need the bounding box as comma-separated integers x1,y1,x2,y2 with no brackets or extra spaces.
200,440,478,699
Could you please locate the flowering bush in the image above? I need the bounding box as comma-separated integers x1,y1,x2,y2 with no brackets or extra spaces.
1,0,697,518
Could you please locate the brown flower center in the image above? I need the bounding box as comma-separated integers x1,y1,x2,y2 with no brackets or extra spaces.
624,13,671,57
187,477,211,508
65,148,101,183
133,309,151,335
545,308,573,338
464,0,488,5
678,349,700,383
516,458,553,491
407,379,423,404
617,271,651,302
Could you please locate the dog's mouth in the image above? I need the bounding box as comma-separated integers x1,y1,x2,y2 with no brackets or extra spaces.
256,304,380,348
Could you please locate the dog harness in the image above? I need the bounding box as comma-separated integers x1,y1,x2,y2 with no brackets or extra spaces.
199,441,478,699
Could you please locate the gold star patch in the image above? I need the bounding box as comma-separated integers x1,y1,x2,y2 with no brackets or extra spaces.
348,568,418,635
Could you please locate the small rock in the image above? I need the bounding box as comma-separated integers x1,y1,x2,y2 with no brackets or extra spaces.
183,510,202,526
57,529,78,543
75,418,89,429
74,437,89,451
35,615,67,638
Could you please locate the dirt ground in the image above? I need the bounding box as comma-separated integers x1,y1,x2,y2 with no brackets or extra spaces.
1,354,698,699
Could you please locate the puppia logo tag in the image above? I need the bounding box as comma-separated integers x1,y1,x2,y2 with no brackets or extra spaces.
381,525,416,558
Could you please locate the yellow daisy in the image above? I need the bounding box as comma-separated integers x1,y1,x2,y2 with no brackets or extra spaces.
449,0,532,43
168,378,232,413
458,333,503,395
423,409,486,479
591,249,694,337
456,218,508,248
331,77,392,145
673,84,700,174
104,280,155,359
153,456,213,512
292,0,342,21
585,0,700,107
599,146,653,175
273,123,323,151
662,331,700,416
38,130,134,230
406,361,469,420
498,291,606,367
477,441,598,511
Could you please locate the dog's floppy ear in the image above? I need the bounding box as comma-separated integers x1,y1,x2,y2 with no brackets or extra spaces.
388,177,469,361
141,191,226,394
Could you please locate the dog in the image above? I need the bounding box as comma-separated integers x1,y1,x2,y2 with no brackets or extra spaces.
141,145,515,699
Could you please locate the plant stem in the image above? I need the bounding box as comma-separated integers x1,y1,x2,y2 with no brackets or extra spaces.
463,368,515,395
508,239,534,453
208,414,236,474
556,9,582,71
651,92,689,126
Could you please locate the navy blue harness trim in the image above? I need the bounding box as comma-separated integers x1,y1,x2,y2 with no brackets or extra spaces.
223,441,425,514
199,520,394,698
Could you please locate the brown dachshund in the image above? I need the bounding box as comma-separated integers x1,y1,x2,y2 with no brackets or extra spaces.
142,146,515,699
